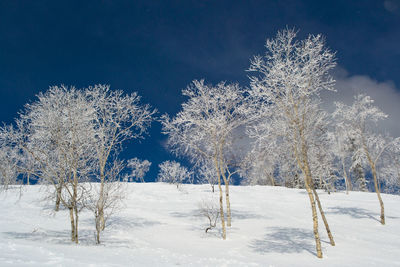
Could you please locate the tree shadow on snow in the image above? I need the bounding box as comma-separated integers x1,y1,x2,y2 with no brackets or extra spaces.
169,209,266,221
2,228,97,246
231,210,266,220
327,206,382,222
249,227,317,256
2,228,136,247
169,209,203,219
105,215,163,229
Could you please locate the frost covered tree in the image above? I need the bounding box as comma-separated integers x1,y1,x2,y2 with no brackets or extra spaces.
0,131,20,190
332,121,354,193
307,111,338,193
334,94,400,224
244,119,298,187
15,85,96,243
157,160,191,188
161,80,252,239
248,28,336,258
85,84,155,238
197,160,218,192
126,158,152,182
86,159,126,244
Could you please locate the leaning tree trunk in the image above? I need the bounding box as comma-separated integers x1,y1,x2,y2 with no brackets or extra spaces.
371,163,385,225
364,145,385,225
312,188,335,246
304,168,323,258
295,131,323,258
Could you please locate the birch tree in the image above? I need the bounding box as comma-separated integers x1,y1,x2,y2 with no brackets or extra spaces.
0,131,20,190
197,160,218,192
248,28,336,258
86,159,126,244
16,85,96,243
334,94,400,224
161,80,251,239
126,158,151,182
85,84,156,239
157,160,192,188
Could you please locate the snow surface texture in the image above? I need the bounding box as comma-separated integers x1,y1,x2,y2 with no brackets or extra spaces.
0,183,399,266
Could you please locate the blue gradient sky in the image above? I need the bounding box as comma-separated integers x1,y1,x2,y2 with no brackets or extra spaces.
1,0,399,181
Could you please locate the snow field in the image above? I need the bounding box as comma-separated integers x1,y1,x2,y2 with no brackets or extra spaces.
0,183,399,266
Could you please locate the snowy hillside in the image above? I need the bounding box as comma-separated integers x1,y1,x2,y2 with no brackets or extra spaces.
0,183,399,266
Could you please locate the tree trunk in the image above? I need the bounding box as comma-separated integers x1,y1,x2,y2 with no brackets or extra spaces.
55,183,62,212
305,179,323,258
71,170,79,243
296,137,323,258
364,144,385,225
69,207,76,242
215,158,226,240
74,205,79,244
223,176,232,227
95,211,101,244
267,172,276,186
371,164,385,225
96,228,100,244
342,159,350,194
354,163,367,192
312,188,335,246
218,179,226,239
97,170,106,231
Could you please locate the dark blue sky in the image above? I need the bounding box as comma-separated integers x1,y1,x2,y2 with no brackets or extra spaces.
1,0,399,181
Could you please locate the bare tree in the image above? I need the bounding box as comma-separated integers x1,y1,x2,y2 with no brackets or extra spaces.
198,198,219,233
157,160,192,188
197,160,218,192
248,28,336,258
86,159,126,244
85,84,156,238
334,94,400,224
0,133,20,190
161,80,252,239
16,85,97,243
126,157,151,182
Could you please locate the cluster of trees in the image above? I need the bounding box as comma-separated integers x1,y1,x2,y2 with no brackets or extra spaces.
0,85,156,244
0,29,399,259
161,29,400,258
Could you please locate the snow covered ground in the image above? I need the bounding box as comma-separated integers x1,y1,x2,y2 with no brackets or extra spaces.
0,183,399,266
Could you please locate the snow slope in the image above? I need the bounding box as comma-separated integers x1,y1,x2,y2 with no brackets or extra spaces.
0,183,399,266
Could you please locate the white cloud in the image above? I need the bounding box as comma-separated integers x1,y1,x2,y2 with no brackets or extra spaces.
384,0,399,13
321,68,400,137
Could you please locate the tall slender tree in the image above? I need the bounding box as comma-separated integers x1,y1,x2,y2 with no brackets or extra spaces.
85,84,156,240
248,28,336,258
334,94,400,224
16,85,97,243
162,80,252,239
